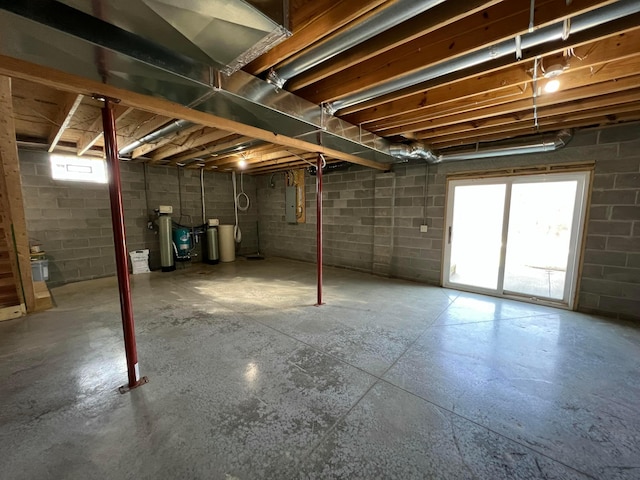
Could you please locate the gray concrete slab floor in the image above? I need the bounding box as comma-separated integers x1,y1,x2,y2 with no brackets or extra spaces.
1,257,639,479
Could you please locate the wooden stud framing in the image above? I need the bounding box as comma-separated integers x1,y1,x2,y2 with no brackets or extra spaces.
0,76,36,313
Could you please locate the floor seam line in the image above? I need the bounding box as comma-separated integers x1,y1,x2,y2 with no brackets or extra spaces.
375,377,599,480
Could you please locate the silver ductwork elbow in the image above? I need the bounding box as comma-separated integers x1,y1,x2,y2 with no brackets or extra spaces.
389,141,438,162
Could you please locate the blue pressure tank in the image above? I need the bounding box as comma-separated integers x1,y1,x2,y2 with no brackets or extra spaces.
173,227,191,261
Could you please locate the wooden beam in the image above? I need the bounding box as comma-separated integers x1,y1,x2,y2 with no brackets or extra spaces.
47,93,83,152
151,128,230,162
380,71,640,136
118,114,174,150
247,158,342,175
132,124,202,159
240,152,318,172
76,112,103,155
287,0,503,91
244,0,388,75
77,105,133,155
175,134,251,165
297,0,617,103
423,101,640,145
432,111,640,149
0,55,390,171
186,143,284,169
355,31,640,129
0,76,36,313
213,148,305,168
414,88,640,140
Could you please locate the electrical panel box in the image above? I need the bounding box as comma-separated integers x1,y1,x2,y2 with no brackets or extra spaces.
159,205,173,214
285,186,297,224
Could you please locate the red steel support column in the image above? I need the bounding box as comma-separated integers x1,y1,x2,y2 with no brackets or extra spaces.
316,154,324,306
101,98,146,391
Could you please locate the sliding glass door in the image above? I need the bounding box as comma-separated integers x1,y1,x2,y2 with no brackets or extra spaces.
443,172,590,307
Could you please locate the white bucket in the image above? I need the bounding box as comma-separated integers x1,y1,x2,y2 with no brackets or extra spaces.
218,225,236,262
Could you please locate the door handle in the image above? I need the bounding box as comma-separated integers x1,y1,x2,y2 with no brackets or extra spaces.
448,226,452,244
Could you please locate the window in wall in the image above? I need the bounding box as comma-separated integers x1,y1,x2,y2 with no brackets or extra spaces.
50,154,107,184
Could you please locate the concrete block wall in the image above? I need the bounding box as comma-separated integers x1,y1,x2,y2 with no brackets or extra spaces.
256,168,376,272
141,165,258,268
255,123,640,321
19,150,257,286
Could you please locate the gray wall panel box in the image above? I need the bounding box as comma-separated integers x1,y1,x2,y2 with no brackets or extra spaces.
159,205,173,214
285,186,297,224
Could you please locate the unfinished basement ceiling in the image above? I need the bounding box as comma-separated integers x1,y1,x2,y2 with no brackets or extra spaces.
2,0,640,174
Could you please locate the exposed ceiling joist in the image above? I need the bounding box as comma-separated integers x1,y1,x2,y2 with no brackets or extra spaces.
296,0,618,104
77,105,133,156
151,128,231,162
133,125,202,163
47,93,82,152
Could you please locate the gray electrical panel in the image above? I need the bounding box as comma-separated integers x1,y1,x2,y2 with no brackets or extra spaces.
285,186,297,224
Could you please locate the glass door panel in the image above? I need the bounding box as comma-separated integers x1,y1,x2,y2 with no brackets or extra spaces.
448,183,506,291
503,181,578,300
444,171,589,308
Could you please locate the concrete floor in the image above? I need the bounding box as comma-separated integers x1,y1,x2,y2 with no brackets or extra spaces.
1,257,639,480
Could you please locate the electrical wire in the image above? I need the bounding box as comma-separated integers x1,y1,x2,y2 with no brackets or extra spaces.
232,171,250,244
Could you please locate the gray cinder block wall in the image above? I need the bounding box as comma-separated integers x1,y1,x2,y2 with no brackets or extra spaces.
19,150,257,286
256,123,640,321
257,168,376,272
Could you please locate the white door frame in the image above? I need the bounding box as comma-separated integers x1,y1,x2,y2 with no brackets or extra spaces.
443,171,590,309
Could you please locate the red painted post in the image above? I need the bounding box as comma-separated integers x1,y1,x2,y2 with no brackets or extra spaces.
101,98,146,391
316,153,324,306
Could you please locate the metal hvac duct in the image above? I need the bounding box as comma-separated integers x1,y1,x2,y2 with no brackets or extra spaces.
119,119,194,155
267,0,446,88
429,129,573,163
0,0,399,164
54,0,290,75
330,0,640,112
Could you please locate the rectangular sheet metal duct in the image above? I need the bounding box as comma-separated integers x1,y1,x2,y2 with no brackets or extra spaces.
0,1,399,165
56,0,290,74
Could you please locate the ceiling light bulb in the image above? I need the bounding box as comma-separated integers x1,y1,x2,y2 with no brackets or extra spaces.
238,159,247,169
544,79,560,93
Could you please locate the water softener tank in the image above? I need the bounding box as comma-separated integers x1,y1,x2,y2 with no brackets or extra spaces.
158,214,175,272
173,227,191,261
206,226,219,264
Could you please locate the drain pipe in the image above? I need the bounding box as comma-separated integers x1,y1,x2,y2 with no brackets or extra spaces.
267,0,446,88
119,119,193,156
330,0,640,111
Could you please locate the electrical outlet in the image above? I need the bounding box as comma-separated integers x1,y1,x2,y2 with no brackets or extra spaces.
420,224,429,233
